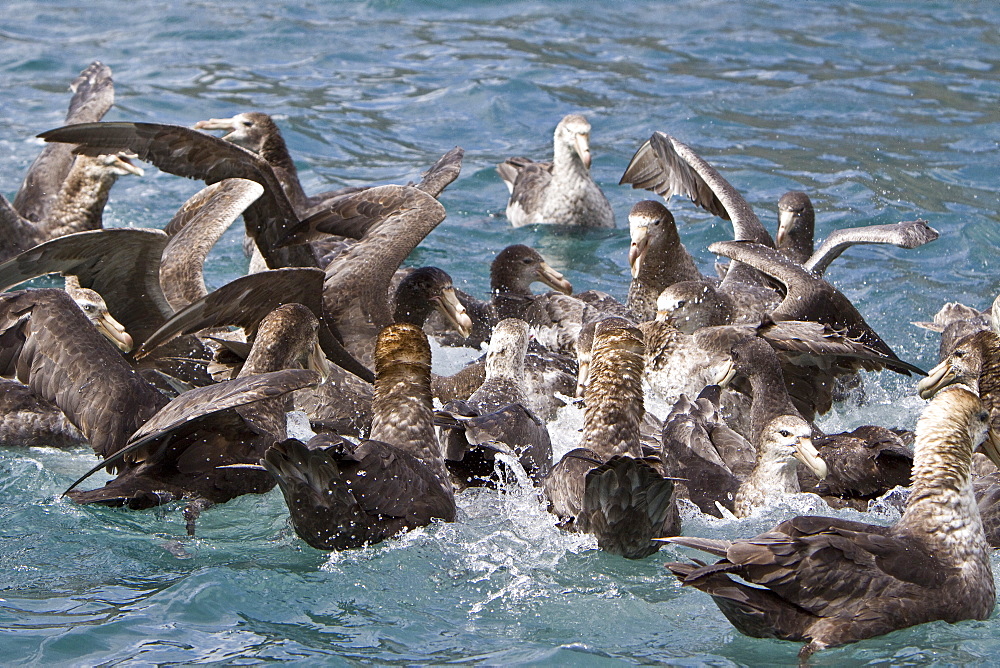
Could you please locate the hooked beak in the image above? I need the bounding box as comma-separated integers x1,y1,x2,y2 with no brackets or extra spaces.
629,223,649,278
917,360,957,400
574,133,592,169
432,287,473,339
194,116,239,141
793,436,828,480
307,340,334,384
712,358,736,388
536,262,573,295
981,421,1000,469
114,152,145,176
575,358,591,398
96,312,134,353
776,210,796,247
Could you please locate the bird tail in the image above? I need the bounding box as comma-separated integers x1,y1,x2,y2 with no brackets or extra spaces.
262,438,381,550
580,455,679,559
665,561,813,642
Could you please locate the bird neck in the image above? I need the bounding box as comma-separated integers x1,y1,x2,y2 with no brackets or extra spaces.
898,405,988,564
551,136,588,181
580,346,644,458
746,453,801,494
239,329,301,378
371,360,444,474
485,349,525,385
747,363,798,447
640,320,684,369
392,291,434,328
627,233,701,322
735,454,800,517
41,160,117,237
259,131,308,210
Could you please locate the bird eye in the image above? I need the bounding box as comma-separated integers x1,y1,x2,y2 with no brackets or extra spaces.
242,120,253,127
522,257,533,265
779,429,792,438
676,300,686,308
978,410,989,422
954,350,965,358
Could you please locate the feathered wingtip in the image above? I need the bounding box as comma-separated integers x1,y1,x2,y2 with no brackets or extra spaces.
658,535,733,557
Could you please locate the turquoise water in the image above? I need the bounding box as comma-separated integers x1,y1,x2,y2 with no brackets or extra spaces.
2,1,1000,664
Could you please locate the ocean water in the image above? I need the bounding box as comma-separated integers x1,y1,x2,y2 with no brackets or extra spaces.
2,0,1000,664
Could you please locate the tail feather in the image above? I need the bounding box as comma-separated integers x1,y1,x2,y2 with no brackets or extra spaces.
580,455,679,559
665,561,814,641
662,535,733,558
262,438,406,550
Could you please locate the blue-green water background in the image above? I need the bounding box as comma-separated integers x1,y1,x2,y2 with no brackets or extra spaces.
2,1,1000,665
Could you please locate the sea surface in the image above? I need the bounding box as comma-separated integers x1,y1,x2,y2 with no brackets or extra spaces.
2,1,1000,665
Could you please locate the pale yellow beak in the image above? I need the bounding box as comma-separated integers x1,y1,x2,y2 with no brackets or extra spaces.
96,313,134,353
917,360,957,400
712,358,737,388
794,436,828,480
776,209,796,247
194,116,239,141
629,223,649,279
574,133,592,169
113,152,145,176
433,287,473,339
536,262,573,295
307,340,333,384
575,358,591,398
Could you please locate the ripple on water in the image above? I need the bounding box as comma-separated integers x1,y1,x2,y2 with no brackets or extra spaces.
3,0,1000,664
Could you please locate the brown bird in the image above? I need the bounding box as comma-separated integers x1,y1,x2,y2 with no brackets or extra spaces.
263,323,456,550
543,317,679,559
664,383,998,660
2,62,143,262
59,303,325,533
0,290,320,531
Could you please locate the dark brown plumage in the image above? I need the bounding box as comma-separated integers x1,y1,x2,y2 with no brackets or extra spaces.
194,112,463,216
307,185,448,370
775,191,815,265
0,378,86,448
665,384,997,659
62,303,325,516
263,323,456,550
38,120,330,269
0,288,168,461
436,319,552,486
14,62,117,223
620,131,775,293
625,200,703,321
425,244,574,350
0,228,172,348
797,425,913,510
659,385,749,516
709,239,921,374
159,178,266,310
723,339,828,517
543,317,679,558
2,63,145,265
